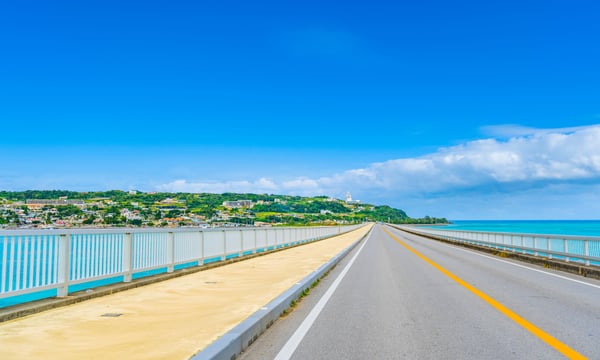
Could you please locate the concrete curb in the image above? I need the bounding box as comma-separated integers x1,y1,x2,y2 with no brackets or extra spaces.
190,228,372,360
391,225,600,281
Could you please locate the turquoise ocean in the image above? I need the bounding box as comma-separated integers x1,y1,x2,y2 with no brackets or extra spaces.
430,220,600,237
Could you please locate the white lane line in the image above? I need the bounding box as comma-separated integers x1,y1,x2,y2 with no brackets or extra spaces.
392,227,600,290
274,228,373,360
452,246,600,289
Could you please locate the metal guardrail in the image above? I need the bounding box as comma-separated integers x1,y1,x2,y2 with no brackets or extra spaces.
0,225,364,303
394,225,600,266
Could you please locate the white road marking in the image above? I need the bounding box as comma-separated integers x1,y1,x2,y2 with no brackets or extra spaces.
274,229,373,360
392,227,600,290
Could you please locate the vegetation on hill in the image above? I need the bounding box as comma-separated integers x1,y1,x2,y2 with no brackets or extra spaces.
0,190,448,228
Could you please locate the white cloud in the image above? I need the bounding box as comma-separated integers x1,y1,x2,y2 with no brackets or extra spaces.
328,125,600,193
281,178,322,196
480,124,597,138
157,178,278,194
156,125,600,200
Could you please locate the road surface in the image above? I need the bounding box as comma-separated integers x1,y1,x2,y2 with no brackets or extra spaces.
241,224,600,359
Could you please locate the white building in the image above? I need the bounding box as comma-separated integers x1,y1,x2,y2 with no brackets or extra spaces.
345,192,360,204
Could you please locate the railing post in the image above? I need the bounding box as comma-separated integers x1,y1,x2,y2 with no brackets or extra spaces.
533,237,538,256
57,234,71,297
222,230,226,260
564,239,570,262
521,236,525,254
239,230,243,257
123,233,133,283
198,231,205,265
265,229,270,250
253,229,257,254
167,232,174,273
1,235,8,293
547,238,552,259
278,229,282,248
584,240,590,266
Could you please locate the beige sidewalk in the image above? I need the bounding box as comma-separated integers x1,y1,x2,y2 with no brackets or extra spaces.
0,224,372,360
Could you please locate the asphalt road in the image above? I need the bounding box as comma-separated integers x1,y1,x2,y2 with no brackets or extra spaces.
240,224,600,359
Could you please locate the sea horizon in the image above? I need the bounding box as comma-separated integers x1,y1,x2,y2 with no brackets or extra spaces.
428,219,600,237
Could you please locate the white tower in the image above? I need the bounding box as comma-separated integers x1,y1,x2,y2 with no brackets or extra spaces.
346,192,352,203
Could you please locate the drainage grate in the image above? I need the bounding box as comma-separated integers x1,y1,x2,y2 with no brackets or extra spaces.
101,313,123,317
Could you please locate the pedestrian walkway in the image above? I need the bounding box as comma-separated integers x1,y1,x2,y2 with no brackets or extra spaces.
0,224,372,360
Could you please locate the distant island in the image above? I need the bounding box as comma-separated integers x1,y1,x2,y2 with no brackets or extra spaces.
0,190,448,229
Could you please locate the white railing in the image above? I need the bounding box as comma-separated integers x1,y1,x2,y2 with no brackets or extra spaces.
0,225,364,304
393,225,600,266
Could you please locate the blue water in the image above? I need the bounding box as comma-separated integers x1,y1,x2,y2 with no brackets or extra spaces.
429,220,600,237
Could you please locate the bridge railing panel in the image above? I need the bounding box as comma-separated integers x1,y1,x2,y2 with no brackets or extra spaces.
225,230,242,258
174,232,201,266
255,229,267,251
0,224,366,306
394,225,600,267
203,230,226,261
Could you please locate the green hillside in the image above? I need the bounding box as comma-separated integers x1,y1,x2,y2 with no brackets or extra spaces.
0,191,448,228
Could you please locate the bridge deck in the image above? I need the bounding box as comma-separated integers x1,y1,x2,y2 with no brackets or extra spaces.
0,225,372,360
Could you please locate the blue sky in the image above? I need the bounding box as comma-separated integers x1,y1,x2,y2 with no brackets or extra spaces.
1,0,600,219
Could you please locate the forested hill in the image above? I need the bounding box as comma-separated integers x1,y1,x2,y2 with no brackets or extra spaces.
0,190,448,228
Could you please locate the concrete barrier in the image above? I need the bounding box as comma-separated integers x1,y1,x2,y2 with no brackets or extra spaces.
190,227,372,360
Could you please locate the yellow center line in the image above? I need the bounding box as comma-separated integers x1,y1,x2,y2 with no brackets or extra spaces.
382,227,586,360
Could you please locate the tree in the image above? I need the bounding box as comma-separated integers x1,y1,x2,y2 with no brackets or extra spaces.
56,205,83,217
128,218,143,226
